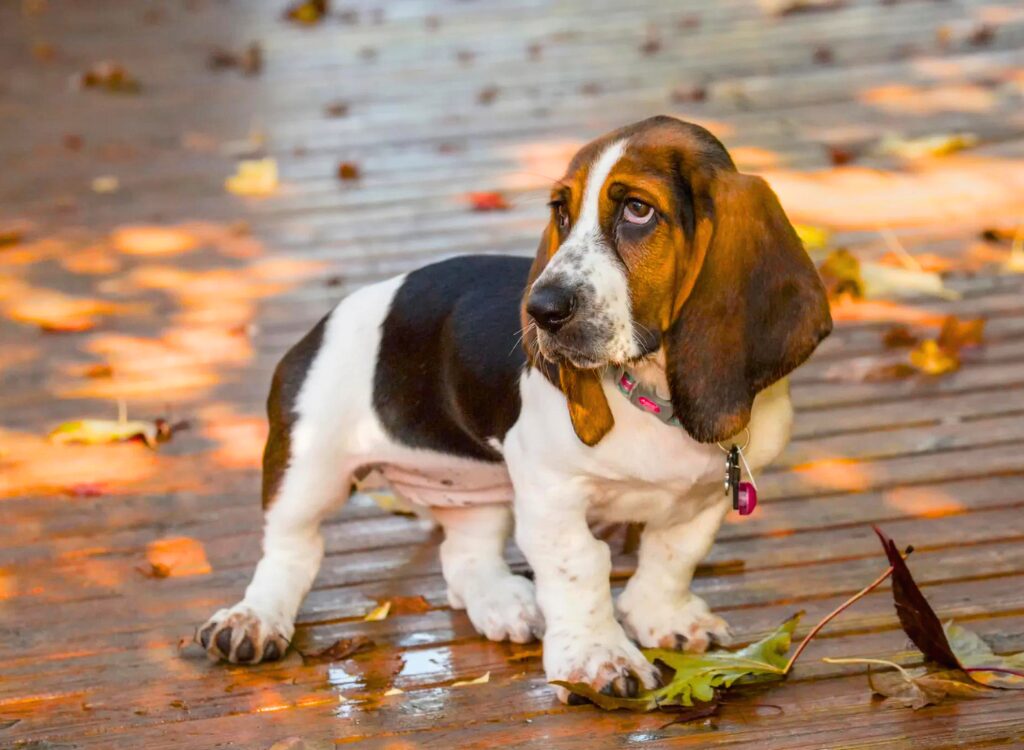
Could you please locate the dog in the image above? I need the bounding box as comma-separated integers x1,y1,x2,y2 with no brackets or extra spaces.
196,116,831,703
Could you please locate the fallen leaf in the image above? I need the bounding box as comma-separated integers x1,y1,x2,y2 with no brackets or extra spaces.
759,0,844,15
669,82,707,103
860,261,957,300
324,100,349,118
945,623,1024,689
812,45,834,64
284,0,327,24
877,132,978,159
452,671,490,687
936,315,984,353
226,158,278,196
875,527,960,668
136,562,171,579
477,86,499,105
466,192,510,211
336,162,361,181
145,536,211,578
554,614,799,710
0,222,28,247
303,636,375,663
382,687,404,696
639,33,662,56
794,223,832,252
882,325,918,348
825,144,856,166
74,61,140,93
363,601,391,622
91,175,120,194
507,647,543,663
827,658,999,709
207,42,263,76
49,416,185,449
817,248,864,298
388,595,431,615
908,340,959,375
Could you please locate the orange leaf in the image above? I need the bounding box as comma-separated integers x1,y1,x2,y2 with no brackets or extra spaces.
909,340,959,375
145,537,211,578
937,315,985,354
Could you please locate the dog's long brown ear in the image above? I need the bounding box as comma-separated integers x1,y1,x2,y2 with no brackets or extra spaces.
522,226,614,447
665,171,832,443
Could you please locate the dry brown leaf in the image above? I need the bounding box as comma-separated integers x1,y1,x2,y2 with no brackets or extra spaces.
388,595,431,615
303,636,375,663
75,61,140,93
336,162,361,181
882,325,919,349
937,315,985,353
207,42,262,76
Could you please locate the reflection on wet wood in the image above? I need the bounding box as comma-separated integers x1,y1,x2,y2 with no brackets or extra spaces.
2,0,1024,747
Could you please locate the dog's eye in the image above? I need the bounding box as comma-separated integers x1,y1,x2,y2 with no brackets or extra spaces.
623,199,654,225
552,202,570,230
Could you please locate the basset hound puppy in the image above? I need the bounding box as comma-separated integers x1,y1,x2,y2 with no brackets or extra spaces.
197,116,831,703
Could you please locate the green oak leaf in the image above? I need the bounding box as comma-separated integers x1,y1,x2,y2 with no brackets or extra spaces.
552,612,801,711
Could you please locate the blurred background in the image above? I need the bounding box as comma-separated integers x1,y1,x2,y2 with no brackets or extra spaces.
2,1,1024,747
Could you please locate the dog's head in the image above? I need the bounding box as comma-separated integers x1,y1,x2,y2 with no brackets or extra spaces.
522,116,831,446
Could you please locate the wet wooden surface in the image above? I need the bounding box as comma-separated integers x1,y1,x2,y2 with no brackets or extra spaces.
2,0,1024,748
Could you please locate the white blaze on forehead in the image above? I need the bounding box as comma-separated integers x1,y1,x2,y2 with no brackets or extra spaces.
572,138,628,241
535,136,641,363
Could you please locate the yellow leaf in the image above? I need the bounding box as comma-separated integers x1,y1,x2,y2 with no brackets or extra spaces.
382,687,404,696
91,175,120,193
794,223,831,252
878,132,978,159
363,601,391,622
49,418,166,449
909,340,959,375
452,671,490,687
225,158,278,196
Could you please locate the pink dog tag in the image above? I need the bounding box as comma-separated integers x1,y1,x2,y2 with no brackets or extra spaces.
736,482,757,516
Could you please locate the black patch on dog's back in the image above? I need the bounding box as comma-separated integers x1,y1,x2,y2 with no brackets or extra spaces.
373,255,530,461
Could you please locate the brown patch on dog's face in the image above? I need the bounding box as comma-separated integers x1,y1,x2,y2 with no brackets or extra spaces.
523,116,832,445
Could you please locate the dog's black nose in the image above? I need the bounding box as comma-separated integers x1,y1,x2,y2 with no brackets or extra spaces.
526,285,577,333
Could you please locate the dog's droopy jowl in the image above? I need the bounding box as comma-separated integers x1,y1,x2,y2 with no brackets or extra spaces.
196,116,831,703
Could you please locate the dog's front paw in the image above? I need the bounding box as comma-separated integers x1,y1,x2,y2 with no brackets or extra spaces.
459,574,544,644
196,604,292,664
617,589,731,652
544,626,661,704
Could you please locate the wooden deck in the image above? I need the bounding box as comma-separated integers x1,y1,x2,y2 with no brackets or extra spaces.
2,0,1024,747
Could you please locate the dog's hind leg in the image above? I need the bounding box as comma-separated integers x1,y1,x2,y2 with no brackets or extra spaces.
434,504,544,644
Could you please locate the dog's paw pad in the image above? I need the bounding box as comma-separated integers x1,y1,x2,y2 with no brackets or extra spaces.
195,604,291,664
545,629,661,705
